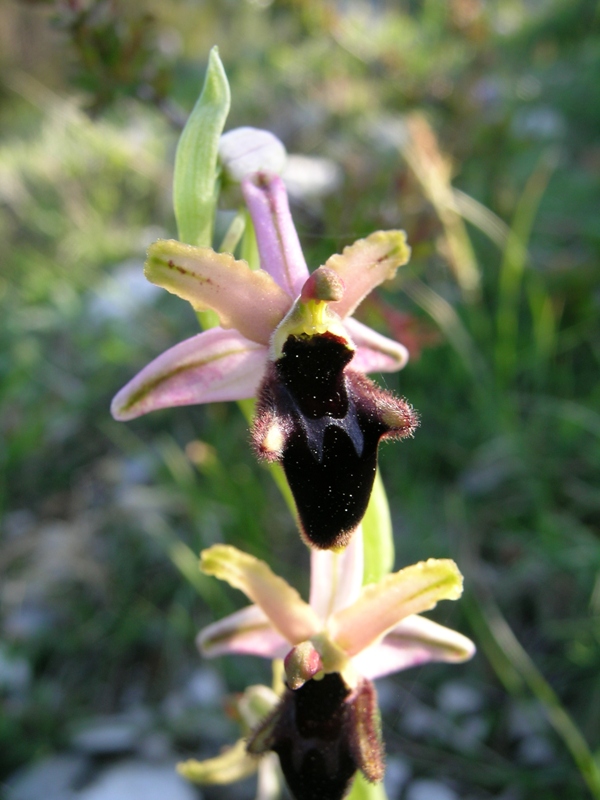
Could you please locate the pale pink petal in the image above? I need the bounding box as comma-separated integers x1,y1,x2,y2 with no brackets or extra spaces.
344,317,409,373
326,231,411,319
353,614,476,680
197,605,289,659
145,239,291,345
111,327,266,421
309,527,364,622
329,558,464,657
200,545,321,645
242,173,309,298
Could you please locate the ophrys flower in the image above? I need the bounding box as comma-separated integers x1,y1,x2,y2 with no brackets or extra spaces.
112,170,418,548
186,531,474,800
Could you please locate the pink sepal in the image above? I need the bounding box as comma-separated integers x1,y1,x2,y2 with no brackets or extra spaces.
198,605,290,660
111,327,267,421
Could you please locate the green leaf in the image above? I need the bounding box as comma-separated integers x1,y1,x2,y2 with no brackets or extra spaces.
173,46,231,247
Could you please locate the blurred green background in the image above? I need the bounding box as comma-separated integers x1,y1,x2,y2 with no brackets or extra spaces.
1,1,599,798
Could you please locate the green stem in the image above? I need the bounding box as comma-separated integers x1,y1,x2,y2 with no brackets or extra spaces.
362,468,394,583
347,771,389,800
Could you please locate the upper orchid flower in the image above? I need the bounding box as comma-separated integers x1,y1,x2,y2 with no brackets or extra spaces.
110,173,410,422
111,163,418,549
179,530,475,800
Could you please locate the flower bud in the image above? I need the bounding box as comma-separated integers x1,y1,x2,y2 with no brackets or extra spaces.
219,127,287,182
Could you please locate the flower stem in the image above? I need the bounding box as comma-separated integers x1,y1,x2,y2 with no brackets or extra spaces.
362,469,394,583
347,771,389,800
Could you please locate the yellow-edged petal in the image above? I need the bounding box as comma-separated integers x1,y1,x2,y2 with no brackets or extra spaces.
329,558,464,657
145,239,291,345
326,230,411,319
177,739,256,784
200,545,321,645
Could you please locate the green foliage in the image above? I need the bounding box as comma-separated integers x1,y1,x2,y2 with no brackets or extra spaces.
173,46,230,247
52,0,173,115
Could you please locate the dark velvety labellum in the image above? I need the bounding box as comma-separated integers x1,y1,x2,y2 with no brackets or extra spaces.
247,674,385,800
282,424,377,549
279,333,378,549
258,673,356,800
252,332,418,549
276,333,353,420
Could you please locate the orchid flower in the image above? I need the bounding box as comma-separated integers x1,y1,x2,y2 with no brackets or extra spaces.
179,530,475,800
111,167,418,549
110,173,411,423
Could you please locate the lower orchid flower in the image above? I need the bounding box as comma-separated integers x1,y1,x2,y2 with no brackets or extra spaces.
179,530,475,800
111,167,418,549
178,679,284,798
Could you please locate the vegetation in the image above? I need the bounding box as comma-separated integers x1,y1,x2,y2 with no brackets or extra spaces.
1,1,599,797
